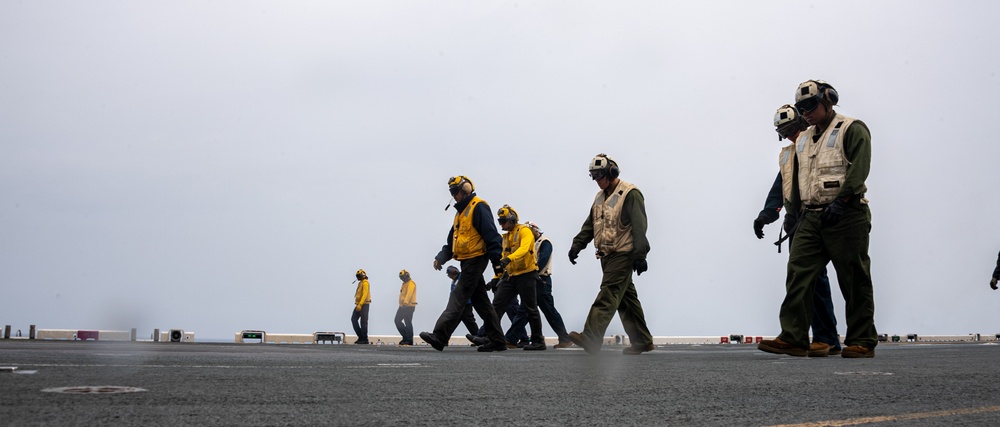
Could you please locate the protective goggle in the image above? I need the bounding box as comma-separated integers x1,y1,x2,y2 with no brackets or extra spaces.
497,217,513,225
775,123,799,139
589,170,607,180
449,186,461,196
795,97,820,115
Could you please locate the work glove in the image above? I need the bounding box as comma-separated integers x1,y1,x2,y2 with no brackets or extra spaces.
820,199,847,227
500,257,511,269
568,244,583,265
633,259,648,276
487,277,500,292
753,219,765,239
991,277,998,290
433,259,442,271
492,262,503,277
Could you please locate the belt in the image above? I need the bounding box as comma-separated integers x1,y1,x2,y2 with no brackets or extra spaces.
805,204,829,210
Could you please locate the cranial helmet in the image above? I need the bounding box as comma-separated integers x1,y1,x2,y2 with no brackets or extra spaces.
497,204,519,223
773,104,807,140
525,221,542,235
589,153,620,180
794,80,839,113
448,176,474,196
399,269,410,281
355,269,367,280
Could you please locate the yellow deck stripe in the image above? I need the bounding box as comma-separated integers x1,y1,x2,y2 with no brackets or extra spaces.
764,405,1000,427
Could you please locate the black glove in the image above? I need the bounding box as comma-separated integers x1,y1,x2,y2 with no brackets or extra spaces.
753,219,765,239
492,261,503,277
568,244,583,265
487,278,500,292
500,257,511,269
820,199,847,227
991,277,998,290
633,259,648,276
754,209,778,239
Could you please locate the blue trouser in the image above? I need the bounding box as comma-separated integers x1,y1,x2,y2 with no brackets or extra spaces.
507,275,571,344
460,303,479,336
810,267,841,350
351,304,369,342
479,296,526,341
394,305,415,344
493,272,543,342
431,255,505,345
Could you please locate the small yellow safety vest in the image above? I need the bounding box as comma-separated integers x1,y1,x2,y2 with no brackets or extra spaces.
502,224,538,276
452,196,487,260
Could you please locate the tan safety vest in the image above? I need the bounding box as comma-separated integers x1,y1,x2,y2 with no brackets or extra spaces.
795,113,857,206
502,224,538,276
534,236,553,277
778,143,796,206
452,196,487,260
592,179,638,257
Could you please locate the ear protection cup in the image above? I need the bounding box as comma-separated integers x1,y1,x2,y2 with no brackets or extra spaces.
608,160,620,179
497,204,519,223
797,80,839,106
448,176,475,194
821,84,839,106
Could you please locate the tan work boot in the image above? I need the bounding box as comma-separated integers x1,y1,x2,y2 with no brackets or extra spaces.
568,331,597,354
757,337,807,357
623,343,655,355
841,345,875,358
807,342,831,357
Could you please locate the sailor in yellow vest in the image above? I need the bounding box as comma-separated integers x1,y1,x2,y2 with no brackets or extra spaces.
351,269,371,345
567,154,655,355
395,270,417,346
503,221,574,348
420,176,507,352
758,80,877,358
489,205,546,351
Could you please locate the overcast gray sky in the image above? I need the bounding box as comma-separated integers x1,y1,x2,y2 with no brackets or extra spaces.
2,1,998,341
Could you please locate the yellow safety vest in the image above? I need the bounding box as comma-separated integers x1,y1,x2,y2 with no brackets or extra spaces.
354,279,371,308
452,196,487,260
398,280,417,307
502,224,538,276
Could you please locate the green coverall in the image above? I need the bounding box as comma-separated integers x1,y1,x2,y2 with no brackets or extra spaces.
778,120,878,350
572,187,654,349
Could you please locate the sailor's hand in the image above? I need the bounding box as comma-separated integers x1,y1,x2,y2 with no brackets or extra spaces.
753,218,766,239
633,259,648,276
820,199,847,227
568,244,583,265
